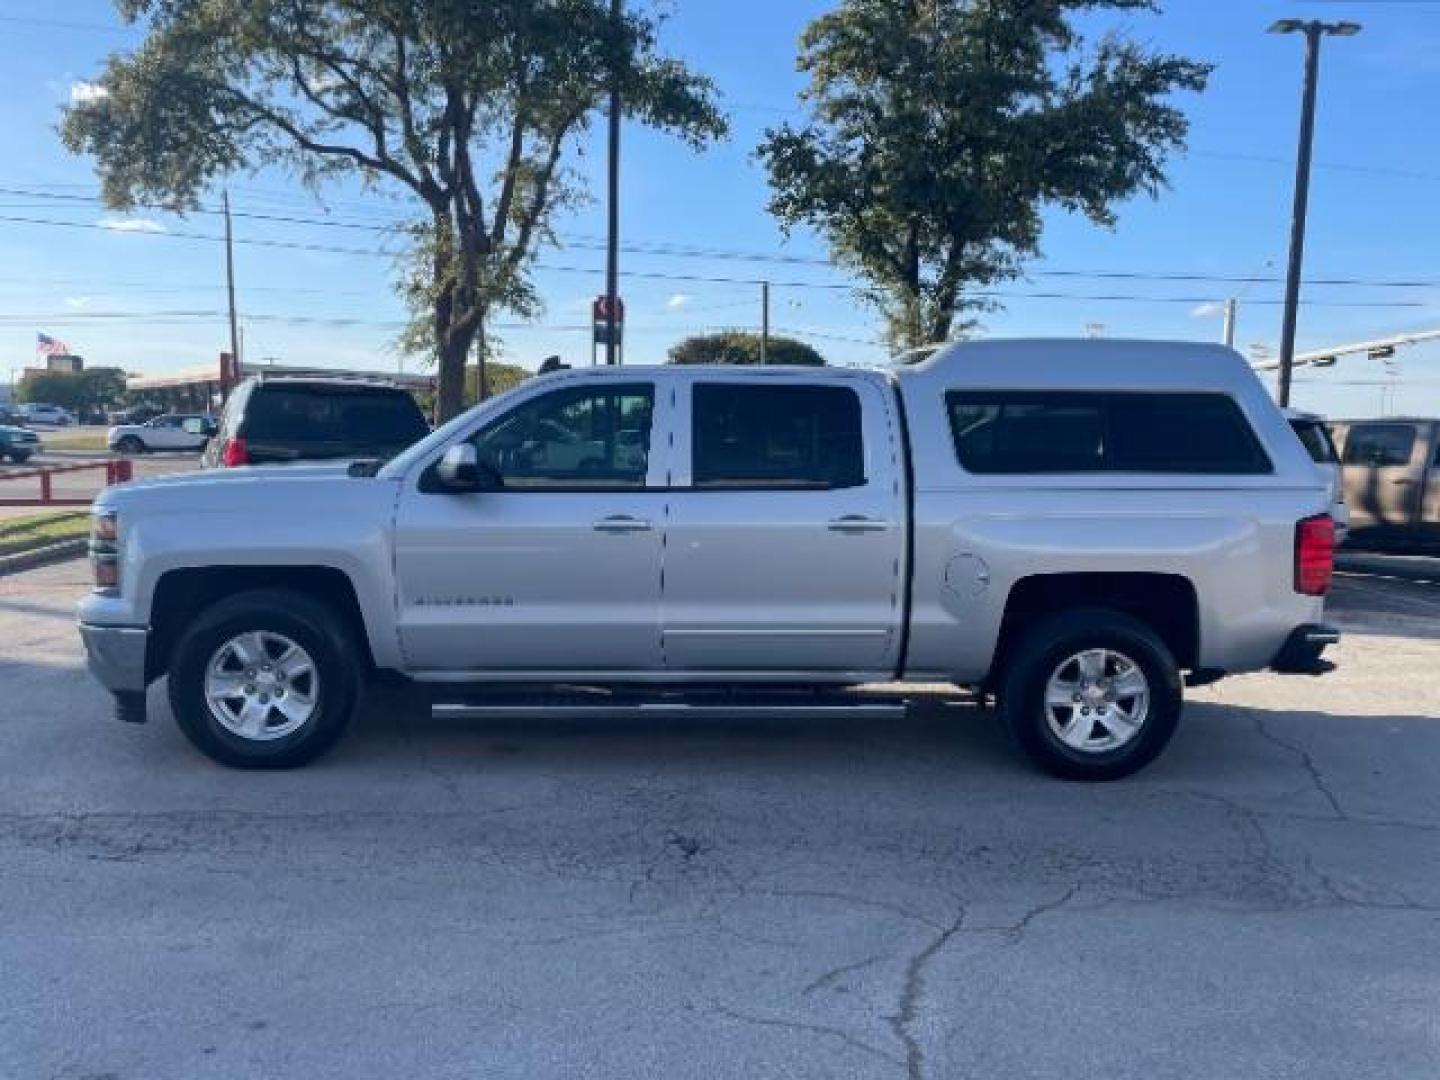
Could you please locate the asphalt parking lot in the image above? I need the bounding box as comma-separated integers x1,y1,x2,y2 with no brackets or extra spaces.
0,560,1437,1079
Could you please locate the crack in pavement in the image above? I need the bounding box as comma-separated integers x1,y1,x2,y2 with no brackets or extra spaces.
993,885,1081,944
749,887,946,931
709,1002,904,1069
802,953,890,997
1251,712,1347,820
887,905,966,1080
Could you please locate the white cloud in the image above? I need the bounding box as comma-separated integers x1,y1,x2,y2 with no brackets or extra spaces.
64,296,93,310
1190,301,1224,318
69,81,108,106
99,216,166,234
667,293,693,311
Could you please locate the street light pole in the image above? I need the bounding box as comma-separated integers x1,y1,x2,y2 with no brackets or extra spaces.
1269,18,1360,407
604,0,622,366
223,190,241,373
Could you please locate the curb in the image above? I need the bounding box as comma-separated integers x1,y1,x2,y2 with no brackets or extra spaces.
0,538,88,577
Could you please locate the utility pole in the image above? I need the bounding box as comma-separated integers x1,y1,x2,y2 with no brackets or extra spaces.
1222,298,1237,348
1269,18,1360,406
604,0,622,366
760,281,771,364
223,189,241,374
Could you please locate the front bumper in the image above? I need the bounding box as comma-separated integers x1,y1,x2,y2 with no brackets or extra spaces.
1270,623,1340,675
78,623,148,693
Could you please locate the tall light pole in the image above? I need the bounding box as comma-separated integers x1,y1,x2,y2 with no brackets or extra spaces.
604,0,622,366
1268,18,1361,407
223,189,241,373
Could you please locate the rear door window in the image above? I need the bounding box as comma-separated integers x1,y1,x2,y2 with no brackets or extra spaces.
946,392,1271,475
692,383,866,489
1341,424,1416,468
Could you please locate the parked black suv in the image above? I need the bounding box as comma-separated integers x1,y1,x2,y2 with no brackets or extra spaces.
203,377,431,468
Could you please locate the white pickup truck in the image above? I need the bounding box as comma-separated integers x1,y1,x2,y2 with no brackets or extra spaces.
78,340,1339,780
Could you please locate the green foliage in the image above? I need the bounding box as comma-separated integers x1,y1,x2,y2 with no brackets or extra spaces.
413,360,531,417
668,331,824,367
62,1,727,419
17,368,128,415
757,0,1210,348
466,360,531,400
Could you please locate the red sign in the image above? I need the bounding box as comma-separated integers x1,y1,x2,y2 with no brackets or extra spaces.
592,295,625,324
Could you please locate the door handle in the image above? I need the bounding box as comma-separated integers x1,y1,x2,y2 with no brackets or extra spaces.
827,515,891,534
1391,478,1415,486
593,515,653,534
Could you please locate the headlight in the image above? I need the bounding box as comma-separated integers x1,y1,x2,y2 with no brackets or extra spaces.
90,510,120,593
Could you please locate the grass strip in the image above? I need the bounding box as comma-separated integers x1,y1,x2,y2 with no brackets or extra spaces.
0,511,90,557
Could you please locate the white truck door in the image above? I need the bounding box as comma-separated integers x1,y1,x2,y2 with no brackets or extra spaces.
144,417,182,449
391,378,671,673
662,375,905,674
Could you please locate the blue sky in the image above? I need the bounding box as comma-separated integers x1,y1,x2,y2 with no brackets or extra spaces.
1,0,1438,417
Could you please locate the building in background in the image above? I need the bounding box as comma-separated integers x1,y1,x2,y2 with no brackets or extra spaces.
126,353,437,413
23,353,85,382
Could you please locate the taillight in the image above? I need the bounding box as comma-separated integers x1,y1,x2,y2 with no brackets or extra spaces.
221,437,248,467
1295,514,1335,596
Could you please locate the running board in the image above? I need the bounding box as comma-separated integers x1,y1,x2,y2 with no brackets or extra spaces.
430,691,909,722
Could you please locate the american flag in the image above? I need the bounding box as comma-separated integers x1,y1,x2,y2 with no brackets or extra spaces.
37,332,70,358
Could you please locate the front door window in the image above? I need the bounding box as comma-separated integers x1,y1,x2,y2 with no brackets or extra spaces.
470,384,654,488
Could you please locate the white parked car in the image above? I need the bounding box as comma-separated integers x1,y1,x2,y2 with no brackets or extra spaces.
80,339,1339,779
20,403,75,427
108,414,216,455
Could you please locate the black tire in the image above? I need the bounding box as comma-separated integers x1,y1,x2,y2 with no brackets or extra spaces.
997,608,1182,781
116,436,146,455
6,450,30,464
167,589,362,769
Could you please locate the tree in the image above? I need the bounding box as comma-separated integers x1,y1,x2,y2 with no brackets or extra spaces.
17,368,129,417
758,0,1210,348
465,359,530,399
62,1,726,421
668,331,824,366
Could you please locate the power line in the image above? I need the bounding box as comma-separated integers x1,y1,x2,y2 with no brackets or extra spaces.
1192,149,1440,184
5,184,1440,291
0,210,1432,307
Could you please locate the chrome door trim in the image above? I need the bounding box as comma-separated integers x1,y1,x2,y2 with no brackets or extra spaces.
661,628,890,638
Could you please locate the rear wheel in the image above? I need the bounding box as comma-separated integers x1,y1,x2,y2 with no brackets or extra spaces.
168,589,362,768
998,609,1181,781
116,435,146,455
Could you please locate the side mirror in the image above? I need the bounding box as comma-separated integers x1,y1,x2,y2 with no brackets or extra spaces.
436,444,502,492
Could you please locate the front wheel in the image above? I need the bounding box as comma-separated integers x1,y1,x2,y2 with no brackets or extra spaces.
167,589,362,768
6,450,30,464
998,609,1182,781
